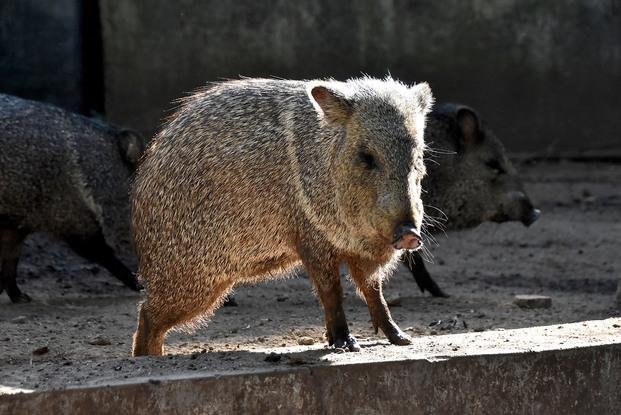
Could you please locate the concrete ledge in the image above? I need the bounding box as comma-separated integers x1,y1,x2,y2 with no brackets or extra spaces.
2,319,620,414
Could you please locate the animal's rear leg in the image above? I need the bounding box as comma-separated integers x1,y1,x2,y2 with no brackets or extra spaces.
67,232,143,291
132,280,234,356
0,228,30,303
132,302,167,356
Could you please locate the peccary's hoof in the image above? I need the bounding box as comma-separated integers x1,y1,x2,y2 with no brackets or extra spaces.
331,334,360,352
9,291,32,304
428,284,450,298
386,329,413,346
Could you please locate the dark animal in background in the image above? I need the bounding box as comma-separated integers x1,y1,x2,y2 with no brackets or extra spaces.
0,94,144,303
406,103,540,297
131,77,433,356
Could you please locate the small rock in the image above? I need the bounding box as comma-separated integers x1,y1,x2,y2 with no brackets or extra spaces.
514,295,552,309
429,317,468,331
264,352,281,362
11,316,27,324
386,296,402,307
297,336,315,346
276,296,288,302
32,346,49,356
87,336,112,346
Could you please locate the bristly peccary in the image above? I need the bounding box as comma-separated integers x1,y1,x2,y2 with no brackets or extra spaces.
0,94,144,303
131,77,433,356
405,103,540,297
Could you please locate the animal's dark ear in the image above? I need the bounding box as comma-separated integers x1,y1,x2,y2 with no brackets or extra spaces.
309,85,353,124
117,130,144,167
456,107,481,148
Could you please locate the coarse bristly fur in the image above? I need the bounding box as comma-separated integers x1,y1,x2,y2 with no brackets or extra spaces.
131,76,434,356
0,94,144,303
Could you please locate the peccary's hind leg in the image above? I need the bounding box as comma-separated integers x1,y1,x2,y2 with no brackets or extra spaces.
402,251,449,298
0,228,30,303
132,279,234,356
301,251,359,352
67,232,142,291
348,258,412,346
132,301,168,356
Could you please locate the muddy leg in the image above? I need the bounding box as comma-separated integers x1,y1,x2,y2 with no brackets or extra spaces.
67,232,142,291
0,228,30,303
349,259,412,345
402,251,449,298
302,256,359,351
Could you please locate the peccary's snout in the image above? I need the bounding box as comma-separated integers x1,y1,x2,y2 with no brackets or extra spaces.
493,191,541,227
392,223,423,250
521,207,541,227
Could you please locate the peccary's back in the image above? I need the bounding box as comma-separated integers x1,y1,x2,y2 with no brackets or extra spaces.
0,94,123,237
133,80,332,272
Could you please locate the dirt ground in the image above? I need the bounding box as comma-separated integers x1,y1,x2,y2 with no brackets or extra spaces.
0,160,620,392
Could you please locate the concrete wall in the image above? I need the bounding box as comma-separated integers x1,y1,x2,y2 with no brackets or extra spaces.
100,0,621,155
0,0,84,112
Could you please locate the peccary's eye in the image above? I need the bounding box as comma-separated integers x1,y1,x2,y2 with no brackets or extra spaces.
485,159,505,174
359,151,379,170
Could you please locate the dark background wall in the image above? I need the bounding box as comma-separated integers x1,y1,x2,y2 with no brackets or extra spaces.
0,0,103,114
2,1,620,155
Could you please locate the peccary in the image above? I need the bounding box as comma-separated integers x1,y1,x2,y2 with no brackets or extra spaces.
405,103,540,297
131,77,433,356
0,94,144,303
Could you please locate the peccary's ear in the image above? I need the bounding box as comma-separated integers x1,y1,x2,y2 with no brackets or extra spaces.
456,107,481,148
117,130,144,167
309,85,353,124
411,82,434,115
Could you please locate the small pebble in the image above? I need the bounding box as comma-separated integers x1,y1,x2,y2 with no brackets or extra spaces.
87,336,112,346
32,346,49,356
297,336,315,346
514,295,552,309
11,316,27,324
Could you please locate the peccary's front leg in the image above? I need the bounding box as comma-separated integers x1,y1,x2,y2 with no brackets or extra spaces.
348,259,412,345
402,251,449,298
0,228,30,303
67,232,142,291
300,251,360,351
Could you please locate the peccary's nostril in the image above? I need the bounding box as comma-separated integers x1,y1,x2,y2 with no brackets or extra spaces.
392,223,423,251
521,208,541,227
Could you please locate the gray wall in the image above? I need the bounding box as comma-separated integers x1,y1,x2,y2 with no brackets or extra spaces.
0,0,84,112
99,1,619,155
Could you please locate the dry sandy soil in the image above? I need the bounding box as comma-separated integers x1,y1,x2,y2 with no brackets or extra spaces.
0,160,620,392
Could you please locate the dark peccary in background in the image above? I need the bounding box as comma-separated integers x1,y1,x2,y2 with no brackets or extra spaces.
0,94,144,303
131,77,433,356
404,103,540,297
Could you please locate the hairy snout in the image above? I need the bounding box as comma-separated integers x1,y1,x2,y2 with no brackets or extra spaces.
491,191,540,227
392,223,423,251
